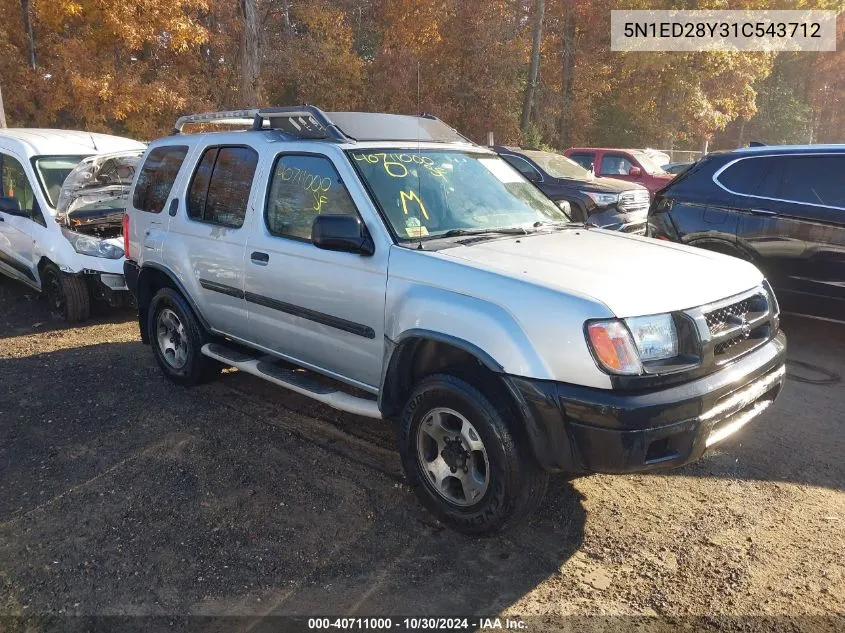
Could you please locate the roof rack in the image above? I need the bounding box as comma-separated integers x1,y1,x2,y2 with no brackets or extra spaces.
172,105,474,145
172,105,348,140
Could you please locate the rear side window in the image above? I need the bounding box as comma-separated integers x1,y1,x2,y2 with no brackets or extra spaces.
187,146,258,228
716,156,783,198
265,154,358,240
133,146,188,213
569,153,595,171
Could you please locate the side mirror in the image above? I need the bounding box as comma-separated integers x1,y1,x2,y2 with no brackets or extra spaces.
0,197,24,216
628,166,643,177
312,214,375,256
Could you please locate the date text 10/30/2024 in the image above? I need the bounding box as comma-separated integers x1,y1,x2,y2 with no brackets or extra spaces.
307,617,527,630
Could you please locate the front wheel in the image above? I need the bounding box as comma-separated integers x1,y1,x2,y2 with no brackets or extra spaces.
397,373,548,535
41,262,90,322
148,287,221,386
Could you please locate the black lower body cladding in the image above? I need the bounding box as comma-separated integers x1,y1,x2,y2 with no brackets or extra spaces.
504,332,787,473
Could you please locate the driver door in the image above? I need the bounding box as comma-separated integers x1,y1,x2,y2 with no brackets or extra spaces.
0,152,42,286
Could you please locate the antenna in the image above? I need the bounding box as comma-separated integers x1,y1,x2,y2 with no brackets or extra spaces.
415,61,423,250
88,132,99,152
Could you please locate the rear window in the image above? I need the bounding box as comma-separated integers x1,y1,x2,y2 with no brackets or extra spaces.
133,146,189,213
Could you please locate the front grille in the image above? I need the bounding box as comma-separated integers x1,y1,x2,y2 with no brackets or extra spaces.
618,189,650,214
702,291,771,363
620,221,646,234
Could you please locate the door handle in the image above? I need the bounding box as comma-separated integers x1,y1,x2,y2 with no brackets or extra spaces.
250,251,269,265
168,199,179,217
750,208,777,216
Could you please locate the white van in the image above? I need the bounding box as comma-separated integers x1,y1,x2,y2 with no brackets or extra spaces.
0,129,145,320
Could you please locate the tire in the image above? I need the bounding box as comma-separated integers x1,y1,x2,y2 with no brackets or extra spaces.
147,287,221,386
397,373,548,535
41,262,90,322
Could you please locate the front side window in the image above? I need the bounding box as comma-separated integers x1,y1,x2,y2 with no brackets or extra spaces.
1,154,36,216
266,154,358,240
187,146,258,228
599,154,634,177
349,150,567,241
32,156,87,207
133,146,189,213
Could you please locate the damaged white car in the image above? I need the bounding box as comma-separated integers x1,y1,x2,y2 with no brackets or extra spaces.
0,129,145,320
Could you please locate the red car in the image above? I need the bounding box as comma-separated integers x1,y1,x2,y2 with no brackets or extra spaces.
563,148,674,194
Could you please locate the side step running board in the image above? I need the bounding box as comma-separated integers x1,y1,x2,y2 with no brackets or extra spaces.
201,343,382,419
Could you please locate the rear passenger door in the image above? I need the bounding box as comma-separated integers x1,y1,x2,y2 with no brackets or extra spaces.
164,145,259,338
244,151,388,390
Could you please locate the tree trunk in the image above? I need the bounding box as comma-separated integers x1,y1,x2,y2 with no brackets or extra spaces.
0,86,7,128
239,0,261,107
21,0,36,70
558,0,575,147
520,0,546,136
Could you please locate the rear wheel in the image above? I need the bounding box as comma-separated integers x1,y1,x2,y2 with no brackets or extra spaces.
41,262,90,322
398,373,548,535
148,287,221,386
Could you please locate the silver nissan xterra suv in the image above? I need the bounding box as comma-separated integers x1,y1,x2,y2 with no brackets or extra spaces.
124,106,786,534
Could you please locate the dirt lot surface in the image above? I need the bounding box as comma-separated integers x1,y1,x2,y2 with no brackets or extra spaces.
1,275,843,632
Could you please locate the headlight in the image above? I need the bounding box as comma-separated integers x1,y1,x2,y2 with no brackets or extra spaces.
625,314,678,361
61,226,124,259
586,314,678,374
582,191,619,207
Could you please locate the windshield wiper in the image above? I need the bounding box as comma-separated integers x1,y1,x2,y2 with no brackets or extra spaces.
438,227,530,238
533,220,583,229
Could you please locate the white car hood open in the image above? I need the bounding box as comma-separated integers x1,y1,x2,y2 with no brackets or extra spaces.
437,229,764,317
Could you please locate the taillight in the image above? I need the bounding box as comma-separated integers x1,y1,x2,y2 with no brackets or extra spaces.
122,212,131,260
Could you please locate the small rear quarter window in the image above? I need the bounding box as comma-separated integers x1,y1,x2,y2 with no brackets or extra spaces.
133,146,189,213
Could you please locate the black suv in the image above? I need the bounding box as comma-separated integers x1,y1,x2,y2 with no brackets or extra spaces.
648,145,845,321
495,146,651,234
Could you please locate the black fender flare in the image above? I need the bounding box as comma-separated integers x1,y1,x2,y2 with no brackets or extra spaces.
137,263,212,343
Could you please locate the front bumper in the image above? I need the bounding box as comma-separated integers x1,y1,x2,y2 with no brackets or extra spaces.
505,331,786,473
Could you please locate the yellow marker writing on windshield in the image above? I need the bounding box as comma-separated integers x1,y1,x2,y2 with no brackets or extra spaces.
400,190,429,220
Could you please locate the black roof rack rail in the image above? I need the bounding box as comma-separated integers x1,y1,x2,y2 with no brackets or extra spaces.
250,106,348,141
172,105,349,141
172,105,474,145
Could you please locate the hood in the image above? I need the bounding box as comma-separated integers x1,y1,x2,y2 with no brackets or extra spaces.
436,230,763,318
56,150,145,237
574,176,646,194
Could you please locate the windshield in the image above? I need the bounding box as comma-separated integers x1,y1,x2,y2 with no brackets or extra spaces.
349,150,569,241
631,151,667,175
32,155,88,207
520,150,592,180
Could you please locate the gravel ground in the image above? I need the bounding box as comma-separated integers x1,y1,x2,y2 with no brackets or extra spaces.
0,275,843,632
